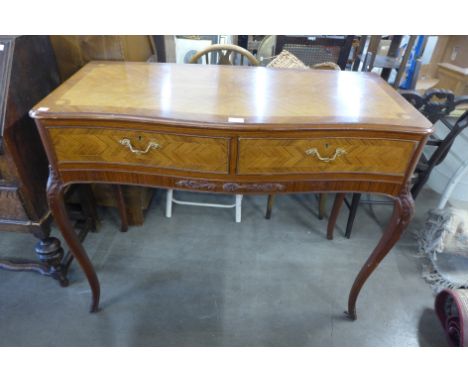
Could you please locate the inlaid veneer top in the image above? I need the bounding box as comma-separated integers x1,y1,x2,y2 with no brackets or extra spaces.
31,61,431,131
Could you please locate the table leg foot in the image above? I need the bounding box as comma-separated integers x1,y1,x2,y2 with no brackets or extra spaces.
90,301,100,313
347,186,414,320
344,310,357,321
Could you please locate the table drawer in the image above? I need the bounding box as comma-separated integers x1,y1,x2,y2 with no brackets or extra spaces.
49,127,230,174
238,137,416,176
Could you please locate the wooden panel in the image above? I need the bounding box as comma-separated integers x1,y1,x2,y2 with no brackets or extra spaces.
238,137,416,176
436,64,468,96
0,39,11,132
0,35,61,228
49,36,154,81
0,158,7,182
441,36,468,69
57,168,405,197
48,127,230,174
91,184,154,226
0,186,28,220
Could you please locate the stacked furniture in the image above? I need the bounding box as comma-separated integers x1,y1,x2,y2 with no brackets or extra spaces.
0,35,96,285
329,89,468,239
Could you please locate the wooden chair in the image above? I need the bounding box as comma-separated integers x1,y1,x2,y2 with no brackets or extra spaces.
165,44,259,223
274,36,354,70
189,44,260,66
328,89,468,240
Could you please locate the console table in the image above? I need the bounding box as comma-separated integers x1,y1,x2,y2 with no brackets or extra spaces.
30,62,432,320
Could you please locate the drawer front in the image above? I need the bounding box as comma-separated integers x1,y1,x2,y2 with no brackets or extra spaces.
49,127,230,174
238,137,416,176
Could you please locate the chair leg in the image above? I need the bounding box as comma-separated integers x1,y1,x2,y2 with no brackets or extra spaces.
78,184,99,232
235,194,243,223
410,172,430,200
318,193,327,220
113,185,128,232
345,193,361,239
165,189,173,218
265,194,274,219
327,193,346,240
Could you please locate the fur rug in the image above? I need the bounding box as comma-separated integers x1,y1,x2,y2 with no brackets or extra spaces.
417,208,468,291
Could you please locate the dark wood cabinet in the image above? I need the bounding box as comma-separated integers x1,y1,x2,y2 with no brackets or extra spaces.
0,35,71,284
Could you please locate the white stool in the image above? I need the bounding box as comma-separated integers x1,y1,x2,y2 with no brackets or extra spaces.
165,189,243,223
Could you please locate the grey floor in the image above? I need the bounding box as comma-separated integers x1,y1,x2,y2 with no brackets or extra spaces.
0,188,448,346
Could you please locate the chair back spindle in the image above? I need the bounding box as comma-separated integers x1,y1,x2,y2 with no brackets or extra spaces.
189,44,260,66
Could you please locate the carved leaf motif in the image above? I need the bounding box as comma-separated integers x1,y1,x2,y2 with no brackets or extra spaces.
175,180,217,190
222,183,285,192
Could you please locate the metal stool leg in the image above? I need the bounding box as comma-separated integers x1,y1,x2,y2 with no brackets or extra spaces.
235,194,242,223
165,189,173,218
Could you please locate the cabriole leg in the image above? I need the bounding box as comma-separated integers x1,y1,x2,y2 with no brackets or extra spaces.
235,194,242,223
346,187,414,320
47,167,101,313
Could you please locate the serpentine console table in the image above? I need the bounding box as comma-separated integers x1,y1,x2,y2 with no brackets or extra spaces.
30,62,432,320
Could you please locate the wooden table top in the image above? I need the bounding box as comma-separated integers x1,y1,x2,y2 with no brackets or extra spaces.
31,61,431,132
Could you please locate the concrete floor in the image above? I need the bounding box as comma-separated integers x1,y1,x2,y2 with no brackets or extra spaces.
0,188,449,346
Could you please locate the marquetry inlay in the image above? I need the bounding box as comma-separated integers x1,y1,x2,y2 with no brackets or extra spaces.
48,127,230,174
237,137,416,176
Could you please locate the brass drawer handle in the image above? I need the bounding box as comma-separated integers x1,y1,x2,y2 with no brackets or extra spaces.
305,147,346,162
119,138,160,155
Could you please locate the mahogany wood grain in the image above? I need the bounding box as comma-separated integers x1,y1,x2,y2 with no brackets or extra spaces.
31,62,432,319
346,187,415,320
